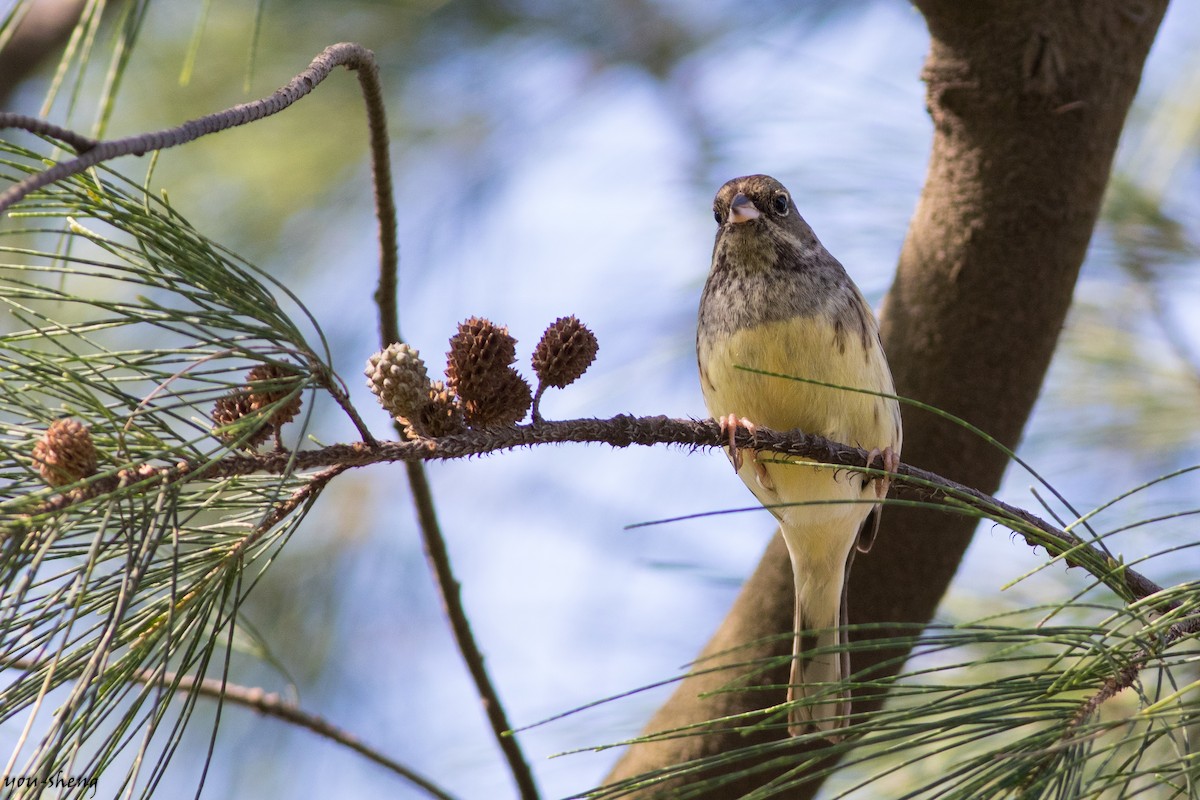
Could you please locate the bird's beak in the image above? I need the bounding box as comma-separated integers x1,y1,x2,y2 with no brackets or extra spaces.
727,193,760,224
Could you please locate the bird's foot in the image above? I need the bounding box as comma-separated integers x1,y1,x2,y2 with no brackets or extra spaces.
865,446,900,498
718,413,757,472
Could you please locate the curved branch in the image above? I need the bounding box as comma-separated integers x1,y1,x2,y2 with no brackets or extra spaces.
0,113,96,152
193,677,459,800
0,42,380,214
1,656,459,800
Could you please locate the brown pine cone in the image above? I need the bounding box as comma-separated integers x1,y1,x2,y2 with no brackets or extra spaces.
212,390,272,448
461,368,532,428
246,363,303,428
32,418,98,487
445,317,517,399
417,380,466,437
532,315,598,390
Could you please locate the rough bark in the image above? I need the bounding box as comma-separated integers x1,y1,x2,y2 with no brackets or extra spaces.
605,1,1171,796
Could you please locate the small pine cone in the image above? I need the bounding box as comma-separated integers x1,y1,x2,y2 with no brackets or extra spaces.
32,418,98,487
366,343,432,424
246,363,303,428
462,368,532,428
532,316,598,389
445,317,518,403
212,391,272,448
416,380,465,437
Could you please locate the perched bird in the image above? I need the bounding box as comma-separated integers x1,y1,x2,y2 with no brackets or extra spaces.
696,174,902,739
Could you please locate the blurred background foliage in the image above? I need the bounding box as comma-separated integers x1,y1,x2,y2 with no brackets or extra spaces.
1,0,1198,797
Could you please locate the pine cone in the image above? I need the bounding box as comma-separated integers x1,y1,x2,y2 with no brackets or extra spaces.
417,380,466,437
246,363,303,428
212,390,272,448
461,368,531,428
444,317,531,428
32,418,98,487
532,315,598,389
366,343,432,423
445,317,517,399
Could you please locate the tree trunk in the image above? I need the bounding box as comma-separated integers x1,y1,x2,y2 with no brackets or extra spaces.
604,2,1171,796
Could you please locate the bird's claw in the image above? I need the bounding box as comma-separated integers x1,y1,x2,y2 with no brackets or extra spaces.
865,446,899,498
718,413,757,473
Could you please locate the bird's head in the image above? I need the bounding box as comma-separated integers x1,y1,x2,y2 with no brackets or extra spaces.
711,174,815,272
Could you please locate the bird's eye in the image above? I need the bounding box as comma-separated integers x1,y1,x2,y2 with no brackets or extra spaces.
772,192,790,216
713,205,722,224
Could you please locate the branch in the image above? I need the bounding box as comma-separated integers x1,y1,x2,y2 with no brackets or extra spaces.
0,45,386,447
314,368,378,447
1,657,458,800
0,42,381,215
0,114,96,152
192,678,458,800
13,415,1187,633
1068,660,1142,734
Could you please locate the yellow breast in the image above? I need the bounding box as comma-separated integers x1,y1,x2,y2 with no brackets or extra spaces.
698,314,899,452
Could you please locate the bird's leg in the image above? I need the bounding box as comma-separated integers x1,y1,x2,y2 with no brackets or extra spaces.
718,413,757,473
865,446,900,498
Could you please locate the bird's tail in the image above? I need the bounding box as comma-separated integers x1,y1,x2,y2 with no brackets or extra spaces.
787,564,852,739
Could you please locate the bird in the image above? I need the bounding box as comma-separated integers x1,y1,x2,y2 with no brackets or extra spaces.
696,174,902,739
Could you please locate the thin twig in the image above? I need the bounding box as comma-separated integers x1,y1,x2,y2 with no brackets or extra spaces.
4,44,384,448
0,114,98,152
252,463,346,544
358,48,541,794
1,657,459,800
121,465,351,662
0,42,380,215
1068,661,1142,734
314,367,377,446
356,54,401,351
